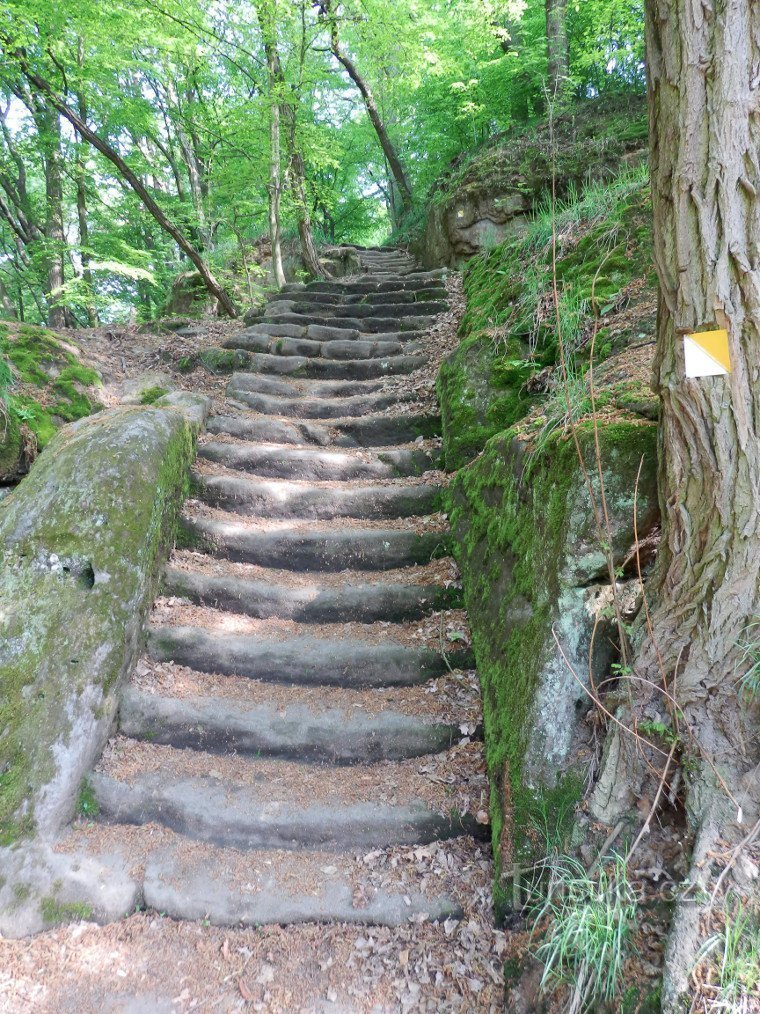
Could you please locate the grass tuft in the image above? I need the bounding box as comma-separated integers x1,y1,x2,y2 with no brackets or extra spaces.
530,853,637,1013
695,900,760,1013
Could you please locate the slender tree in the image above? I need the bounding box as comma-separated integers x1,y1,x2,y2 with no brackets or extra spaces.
545,0,569,99
317,0,414,219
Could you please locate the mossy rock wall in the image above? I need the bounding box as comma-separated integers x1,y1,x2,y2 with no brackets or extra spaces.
448,422,658,912
0,395,207,843
437,336,533,471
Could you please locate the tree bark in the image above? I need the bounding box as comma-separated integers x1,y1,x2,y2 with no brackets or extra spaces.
15,62,239,318
256,2,287,289
597,2,760,1008
74,44,98,327
34,102,67,329
319,1,413,216
266,58,286,289
545,0,570,100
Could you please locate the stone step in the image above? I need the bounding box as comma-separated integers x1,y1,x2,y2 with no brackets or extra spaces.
271,302,444,320
239,321,424,345
140,842,462,928
226,388,414,419
192,472,442,519
228,332,414,361
91,768,478,851
120,686,463,762
163,565,459,621
262,312,430,334
147,625,471,687
289,278,445,296
180,516,451,570
197,441,439,480
219,350,426,380
269,290,439,307
207,412,440,448
227,371,387,399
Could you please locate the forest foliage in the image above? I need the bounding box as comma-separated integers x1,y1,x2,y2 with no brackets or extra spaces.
0,0,646,325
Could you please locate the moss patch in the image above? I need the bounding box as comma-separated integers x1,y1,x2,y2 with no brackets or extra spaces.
139,385,169,405
0,324,101,449
198,347,251,374
40,897,93,925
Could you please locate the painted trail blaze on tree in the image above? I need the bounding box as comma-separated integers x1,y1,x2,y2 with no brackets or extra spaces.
601,1,760,1006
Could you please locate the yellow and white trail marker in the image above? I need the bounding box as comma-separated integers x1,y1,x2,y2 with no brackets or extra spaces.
683,328,731,378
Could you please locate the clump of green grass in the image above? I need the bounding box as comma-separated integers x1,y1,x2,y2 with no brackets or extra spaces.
695,901,760,1012
735,621,760,704
77,779,100,819
530,854,637,1013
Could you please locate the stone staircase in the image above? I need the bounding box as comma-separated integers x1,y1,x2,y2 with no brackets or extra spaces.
71,248,489,931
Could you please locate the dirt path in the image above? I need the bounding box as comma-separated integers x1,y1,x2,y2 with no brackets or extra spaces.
0,251,509,1012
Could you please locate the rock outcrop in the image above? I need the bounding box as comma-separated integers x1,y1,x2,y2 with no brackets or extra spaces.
0,393,207,845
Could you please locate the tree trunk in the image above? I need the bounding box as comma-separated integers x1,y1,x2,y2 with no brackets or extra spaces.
266,74,286,289
256,2,287,289
17,63,239,318
319,2,413,216
0,275,17,319
545,0,569,99
74,47,98,328
37,104,67,329
597,3,760,1008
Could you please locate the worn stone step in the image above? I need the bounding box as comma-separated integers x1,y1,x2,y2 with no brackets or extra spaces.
227,371,387,399
333,302,445,318
197,441,438,480
148,625,470,687
207,412,441,448
306,324,423,343
273,290,430,307
227,388,414,419
219,350,427,380
192,472,442,519
180,516,450,570
293,278,445,296
140,843,461,928
91,769,478,851
163,566,459,621
120,686,463,762
229,332,413,361
276,302,444,320
263,312,429,334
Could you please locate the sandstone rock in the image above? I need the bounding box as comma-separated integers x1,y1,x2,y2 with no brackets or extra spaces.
0,401,203,843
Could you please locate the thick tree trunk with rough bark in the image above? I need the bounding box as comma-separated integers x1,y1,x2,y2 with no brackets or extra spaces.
545,0,569,99
595,2,760,1008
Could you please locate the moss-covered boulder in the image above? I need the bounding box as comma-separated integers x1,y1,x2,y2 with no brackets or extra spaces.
0,394,208,844
0,324,102,474
449,421,658,913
